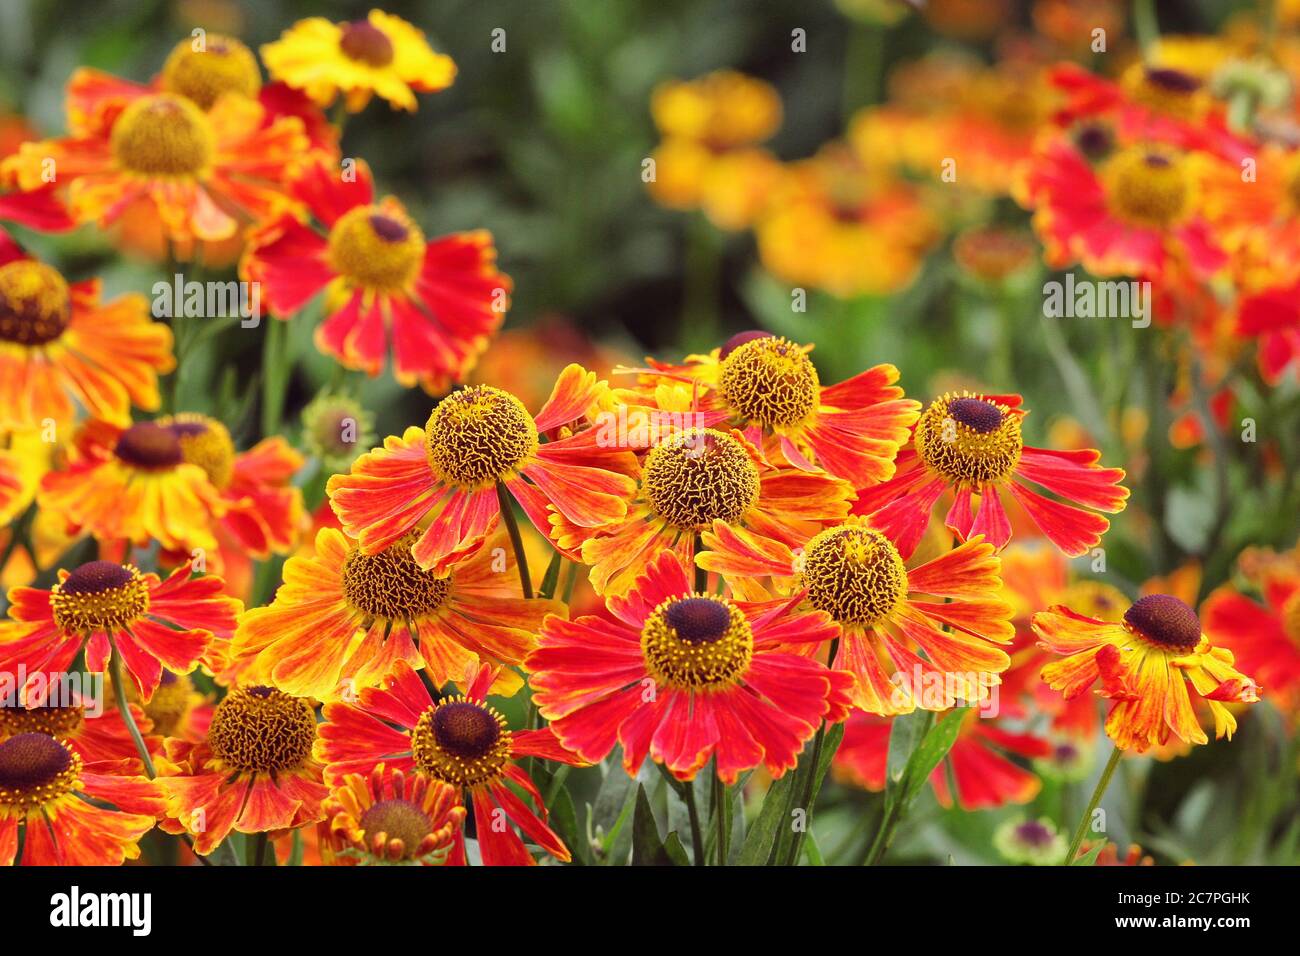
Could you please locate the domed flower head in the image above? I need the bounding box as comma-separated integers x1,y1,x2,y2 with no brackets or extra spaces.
157,684,329,856
994,816,1068,866
327,364,637,576
262,11,455,113
319,764,464,866
0,680,160,772
301,391,376,474
242,156,509,392
636,331,920,488
859,391,1129,558
699,514,1014,716
0,558,239,700
564,425,852,597
528,550,852,783
1202,559,1300,720
834,708,1050,810
316,660,583,866
231,526,560,700
2,66,310,256
1033,594,1261,752
0,243,174,430
0,731,163,865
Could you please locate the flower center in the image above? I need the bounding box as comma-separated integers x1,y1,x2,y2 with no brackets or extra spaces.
641,594,753,690
339,20,395,68
341,535,452,622
1015,819,1055,847
207,686,317,774
327,206,425,292
142,671,193,737
0,733,81,810
412,698,511,788
424,386,539,489
642,428,760,531
110,93,215,177
114,422,185,470
358,798,434,860
0,260,72,347
160,413,235,489
718,329,773,359
1103,148,1192,229
915,393,1023,486
718,335,820,429
1122,594,1202,651
50,561,150,633
1127,66,1202,120
159,34,262,109
800,525,908,626
1073,122,1114,161
0,700,84,738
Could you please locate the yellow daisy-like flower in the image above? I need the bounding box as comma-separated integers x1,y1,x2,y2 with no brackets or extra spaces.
261,10,456,113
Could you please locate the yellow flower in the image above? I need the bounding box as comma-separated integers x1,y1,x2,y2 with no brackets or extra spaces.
261,10,455,113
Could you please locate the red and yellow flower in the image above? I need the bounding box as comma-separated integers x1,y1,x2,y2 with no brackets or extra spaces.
242,156,509,392
0,731,163,865
327,364,638,575
0,243,173,430
157,684,329,855
858,391,1129,558
528,550,853,783
319,763,464,865
563,425,852,597
1034,594,1260,751
0,558,239,700
231,526,559,700
316,660,583,866
0,681,160,772
699,514,1014,716
634,331,920,488
261,11,456,113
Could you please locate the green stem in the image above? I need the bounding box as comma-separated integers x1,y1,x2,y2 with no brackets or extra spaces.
713,771,730,866
108,642,155,779
495,482,533,599
683,782,707,866
1064,745,1123,864
251,831,271,867
681,214,721,354
260,317,290,437
841,20,884,123
786,723,827,865
1134,0,1159,59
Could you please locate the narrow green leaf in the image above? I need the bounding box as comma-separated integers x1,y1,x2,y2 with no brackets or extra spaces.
737,771,797,865
632,783,684,865
897,708,966,809
1070,843,1107,866
538,549,563,599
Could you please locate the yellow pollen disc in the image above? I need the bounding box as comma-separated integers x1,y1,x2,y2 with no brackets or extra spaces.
641,594,753,690
110,93,215,177
207,686,317,774
643,427,760,531
358,798,432,860
0,702,84,738
718,335,820,429
0,733,81,811
327,205,425,292
159,413,235,489
50,561,150,633
1281,590,1300,647
341,534,452,622
0,260,72,347
142,672,194,737
800,525,908,626
159,34,262,109
1060,580,1129,623
914,392,1023,486
411,698,511,789
424,385,539,489
1124,65,1204,121
1102,148,1192,229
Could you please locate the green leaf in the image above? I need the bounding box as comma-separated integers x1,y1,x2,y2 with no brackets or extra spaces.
892,708,967,813
1070,844,1107,866
737,771,797,865
631,784,686,865
886,709,933,785
548,786,586,866
538,549,564,599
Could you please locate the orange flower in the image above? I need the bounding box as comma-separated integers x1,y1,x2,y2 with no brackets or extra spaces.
2,70,310,256
0,731,163,865
157,684,328,856
319,764,464,865
242,156,510,393
0,244,173,430
0,680,160,773
633,331,920,488
327,364,638,576
316,660,584,866
699,514,1014,716
0,558,238,700
1203,563,1300,720
231,526,559,700
1034,594,1260,752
